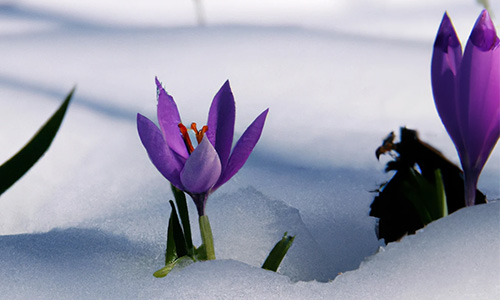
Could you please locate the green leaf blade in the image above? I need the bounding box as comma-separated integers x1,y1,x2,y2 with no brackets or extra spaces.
153,261,177,278
403,168,448,225
169,200,188,258
0,88,75,196
165,207,177,265
171,184,194,256
153,256,193,278
262,232,295,272
431,169,448,220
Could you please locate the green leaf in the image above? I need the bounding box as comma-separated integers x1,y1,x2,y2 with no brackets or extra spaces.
430,169,448,220
403,168,448,225
165,205,177,265
0,88,75,196
153,261,177,278
171,184,194,256
404,168,433,225
194,244,207,261
262,232,295,272
153,256,193,278
169,200,188,258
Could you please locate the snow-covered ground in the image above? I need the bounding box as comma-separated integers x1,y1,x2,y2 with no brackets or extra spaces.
0,0,499,299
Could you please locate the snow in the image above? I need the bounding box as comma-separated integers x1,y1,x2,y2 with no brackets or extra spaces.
1,200,498,299
1,0,499,299
146,202,500,300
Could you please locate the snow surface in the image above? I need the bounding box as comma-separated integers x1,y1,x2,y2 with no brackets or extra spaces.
0,0,499,299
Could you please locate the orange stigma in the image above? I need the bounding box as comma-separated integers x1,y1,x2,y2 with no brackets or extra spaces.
178,122,208,154
191,122,208,144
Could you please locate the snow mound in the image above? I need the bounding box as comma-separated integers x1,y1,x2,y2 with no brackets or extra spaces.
330,201,500,299
207,186,335,281
1,199,497,299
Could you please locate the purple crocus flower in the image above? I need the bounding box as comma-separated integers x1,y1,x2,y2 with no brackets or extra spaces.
137,78,269,216
431,10,499,207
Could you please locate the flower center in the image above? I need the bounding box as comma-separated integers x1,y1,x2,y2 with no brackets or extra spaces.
179,122,208,154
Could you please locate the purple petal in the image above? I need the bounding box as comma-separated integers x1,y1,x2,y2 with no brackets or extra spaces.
433,12,462,52
180,136,222,194
206,80,235,171
156,78,189,159
214,109,269,190
469,10,500,51
137,113,185,189
431,12,464,152
459,10,500,175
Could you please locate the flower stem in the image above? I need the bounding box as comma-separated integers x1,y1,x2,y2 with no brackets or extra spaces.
199,215,216,260
464,172,479,207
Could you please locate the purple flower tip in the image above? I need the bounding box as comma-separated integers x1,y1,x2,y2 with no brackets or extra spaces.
470,10,499,51
218,80,233,104
434,12,461,52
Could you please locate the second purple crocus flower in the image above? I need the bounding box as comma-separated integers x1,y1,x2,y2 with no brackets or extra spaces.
137,78,269,217
431,10,499,207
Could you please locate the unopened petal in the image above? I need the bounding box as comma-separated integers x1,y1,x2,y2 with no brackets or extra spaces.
433,12,462,53
180,136,222,194
470,10,500,51
431,12,464,152
156,78,189,159
137,113,184,189
206,80,235,171
459,10,500,174
214,109,269,190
